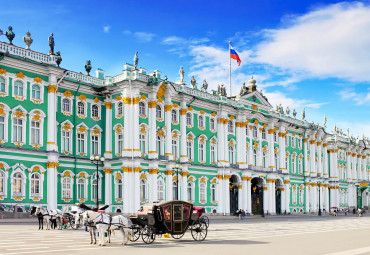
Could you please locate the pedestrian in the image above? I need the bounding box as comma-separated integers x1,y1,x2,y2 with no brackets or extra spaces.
241,210,246,220
237,209,242,220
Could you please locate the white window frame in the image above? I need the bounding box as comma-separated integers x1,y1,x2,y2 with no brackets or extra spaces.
61,97,72,115
172,138,179,160
298,157,303,174
171,109,178,123
210,143,217,164
253,126,257,138
140,179,148,201
211,183,216,203
292,155,296,174
186,112,193,127
172,181,178,200
77,100,87,118
157,179,165,201
0,75,9,96
262,128,266,140
91,174,102,201
199,181,207,203
299,186,304,205
262,151,267,168
77,178,87,200
156,104,163,120
228,120,234,133
116,101,123,117
31,83,43,103
76,124,88,156
12,116,26,145
114,124,123,156
292,185,298,205
28,109,45,148
115,178,123,201
12,79,27,99
274,132,278,142
253,149,257,166
139,132,147,155
11,170,26,198
91,104,100,120
229,145,235,164
291,136,296,148
0,169,8,196
186,140,193,160
187,181,195,201
139,101,147,117
198,115,205,129
30,121,41,146
61,177,73,199
30,172,41,197
0,104,10,143
210,118,215,131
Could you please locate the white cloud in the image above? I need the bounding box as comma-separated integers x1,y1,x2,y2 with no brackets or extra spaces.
339,88,370,104
255,2,370,82
123,30,132,35
134,32,156,42
162,36,210,58
103,25,110,33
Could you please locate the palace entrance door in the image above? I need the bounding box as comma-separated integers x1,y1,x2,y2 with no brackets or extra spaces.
251,178,263,215
229,175,239,215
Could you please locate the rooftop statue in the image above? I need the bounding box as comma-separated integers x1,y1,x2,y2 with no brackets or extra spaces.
179,66,185,84
323,115,327,128
23,31,33,50
292,109,297,118
238,82,248,97
286,106,290,116
279,104,284,114
220,84,227,97
85,60,92,76
201,79,208,92
302,108,306,121
48,33,55,55
347,128,349,138
148,72,158,85
55,51,62,67
190,75,197,89
133,52,139,70
5,26,15,45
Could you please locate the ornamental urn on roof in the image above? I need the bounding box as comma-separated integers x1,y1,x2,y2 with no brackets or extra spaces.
85,60,92,75
23,31,33,50
55,51,62,67
5,26,15,45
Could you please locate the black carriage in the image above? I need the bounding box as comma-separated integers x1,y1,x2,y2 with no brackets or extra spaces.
129,200,208,244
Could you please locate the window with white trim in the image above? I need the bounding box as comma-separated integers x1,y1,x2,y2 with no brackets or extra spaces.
246,126,249,136
253,149,257,166
229,145,235,164
12,118,23,142
30,121,41,145
172,139,178,159
274,132,278,142
262,128,266,140
285,135,289,146
139,133,146,155
62,177,72,199
12,172,23,196
291,136,296,148
253,126,257,138
199,142,205,162
292,156,296,173
31,84,41,100
140,179,148,201
77,178,86,199
199,182,206,202
91,135,99,155
275,153,279,169
172,181,178,200
92,179,98,200
211,183,216,202
157,136,163,155
78,102,85,115
298,158,303,174
117,102,123,116
0,116,5,140
210,144,216,164
186,112,192,126
171,109,177,122
262,151,266,168
62,98,71,113
157,179,165,201
157,179,164,201
0,77,5,93
299,186,304,205
187,141,193,160
30,173,40,197
292,186,297,205
61,130,71,153
116,179,123,200
77,133,86,154
298,138,302,148
198,115,204,129
210,118,215,130
285,155,289,169
92,105,99,118
187,182,194,201
156,105,162,119
0,171,4,194
228,121,234,133
139,101,146,116
14,81,24,97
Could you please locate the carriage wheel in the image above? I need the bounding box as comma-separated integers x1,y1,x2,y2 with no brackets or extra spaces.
171,233,185,239
141,226,156,244
130,227,141,242
191,220,207,241
200,216,210,228
70,218,79,230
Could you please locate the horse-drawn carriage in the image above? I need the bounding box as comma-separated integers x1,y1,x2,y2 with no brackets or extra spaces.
129,200,209,244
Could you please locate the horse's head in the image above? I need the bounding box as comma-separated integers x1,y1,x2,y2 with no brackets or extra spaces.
81,211,91,226
30,206,36,215
35,207,42,215
74,213,83,228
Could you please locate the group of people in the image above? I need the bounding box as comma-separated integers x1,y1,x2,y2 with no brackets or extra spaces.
236,209,247,220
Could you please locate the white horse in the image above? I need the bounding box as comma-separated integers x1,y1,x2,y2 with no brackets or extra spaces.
35,207,63,230
81,211,131,246
74,212,98,244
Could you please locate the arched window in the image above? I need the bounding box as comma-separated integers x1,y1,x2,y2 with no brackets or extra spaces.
62,98,70,113
92,105,99,118
198,115,204,128
262,128,266,140
77,102,85,115
0,171,4,193
199,182,206,202
229,145,235,164
228,121,234,133
0,77,5,92
77,179,86,199
156,105,162,119
253,126,257,137
262,151,266,168
253,149,257,166
12,172,23,195
139,101,146,116
14,81,23,96
298,138,302,148
13,118,23,142
140,179,148,201
186,112,192,126
117,102,123,116
210,118,215,130
32,84,41,99
171,109,177,122
172,181,178,200
62,177,72,199
157,179,164,201
30,173,40,196
274,132,278,142
187,182,194,201
30,121,40,145
211,183,216,202
116,179,123,200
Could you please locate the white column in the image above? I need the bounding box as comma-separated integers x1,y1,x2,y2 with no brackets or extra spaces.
312,183,317,212
279,127,286,172
285,180,290,213
148,168,158,202
257,124,262,167
164,100,173,160
123,98,132,157
223,118,229,166
240,120,247,168
132,97,141,157
263,185,268,214
46,155,58,210
325,185,330,212
323,144,328,178
225,174,230,214
248,124,253,166
317,143,322,175
281,187,286,214
305,183,310,213
122,166,130,214
180,102,188,163
241,177,248,212
238,185,243,211
148,97,158,159
181,166,189,201
103,165,112,212
218,117,225,165
133,166,141,212
165,169,173,201
267,124,275,170
310,138,316,177
217,172,224,214
47,81,58,151
304,137,309,176
103,102,113,159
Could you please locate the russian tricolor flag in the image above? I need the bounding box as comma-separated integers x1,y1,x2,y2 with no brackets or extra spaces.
230,45,241,66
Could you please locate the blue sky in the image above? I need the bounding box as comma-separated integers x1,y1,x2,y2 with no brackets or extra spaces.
1,0,369,138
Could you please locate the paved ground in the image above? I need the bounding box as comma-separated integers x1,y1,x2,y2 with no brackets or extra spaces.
1,216,370,255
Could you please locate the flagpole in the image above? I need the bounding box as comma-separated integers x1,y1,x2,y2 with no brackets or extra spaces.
229,41,231,97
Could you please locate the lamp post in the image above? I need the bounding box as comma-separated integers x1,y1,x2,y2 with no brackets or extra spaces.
90,155,105,209
318,182,322,216
172,164,183,200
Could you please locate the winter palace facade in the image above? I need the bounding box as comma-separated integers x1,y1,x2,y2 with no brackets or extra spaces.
0,34,369,215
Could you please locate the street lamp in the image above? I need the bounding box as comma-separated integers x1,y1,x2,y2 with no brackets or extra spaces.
318,182,322,216
172,164,183,200
90,155,105,209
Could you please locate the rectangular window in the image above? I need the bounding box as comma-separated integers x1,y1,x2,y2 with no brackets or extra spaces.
172,140,178,159
31,121,40,145
187,142,192,160
13,119,23,142
77,133,85,154
62,131,71,152
91,135,99,155
0,82,5,92
139,134,146,155
210,145,215,164
0,116,4,140
117,134,123,154
199,143,204,162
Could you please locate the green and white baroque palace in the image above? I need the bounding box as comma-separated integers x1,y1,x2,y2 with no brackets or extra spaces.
0,37,369,215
